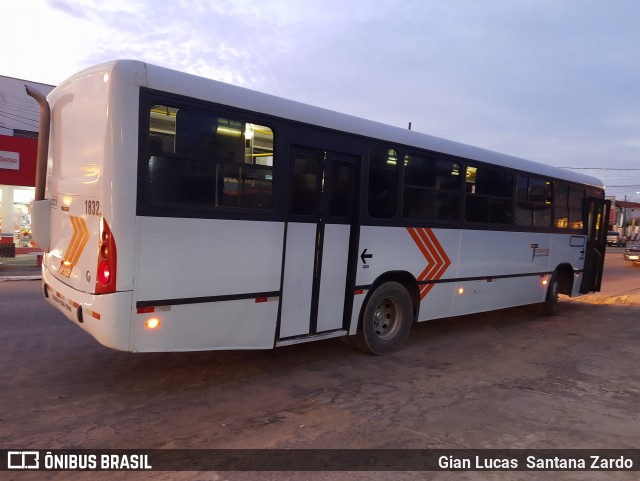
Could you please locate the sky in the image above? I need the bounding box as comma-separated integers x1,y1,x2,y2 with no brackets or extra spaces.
3,0,640,201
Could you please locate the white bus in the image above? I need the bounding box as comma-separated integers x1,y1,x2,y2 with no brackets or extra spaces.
27,60,609,355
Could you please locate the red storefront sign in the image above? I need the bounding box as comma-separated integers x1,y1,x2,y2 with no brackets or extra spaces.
0,135,37,187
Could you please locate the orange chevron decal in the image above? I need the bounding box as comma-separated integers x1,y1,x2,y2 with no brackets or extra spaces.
59,215,90,277
407,227,451,300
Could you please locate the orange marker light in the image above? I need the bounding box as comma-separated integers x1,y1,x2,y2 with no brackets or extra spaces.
145,318,160,329
457,287,464,295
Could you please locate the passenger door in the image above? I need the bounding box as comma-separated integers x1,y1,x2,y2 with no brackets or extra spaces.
580,197,610,293
278,147,359,340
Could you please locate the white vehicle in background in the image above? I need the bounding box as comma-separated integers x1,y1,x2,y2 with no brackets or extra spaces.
27,60,609,355
623,244,640,265
606,231,626,247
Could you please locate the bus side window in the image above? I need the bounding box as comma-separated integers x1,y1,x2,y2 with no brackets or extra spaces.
568,186,585,230
146,104,274,211
554,183,569,229
149,105,180,154
554,183,583,231
515,175,552,228
368,146,398,219
403,154,461,221
465,165,513,224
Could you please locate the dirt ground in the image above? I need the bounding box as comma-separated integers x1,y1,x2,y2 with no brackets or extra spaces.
1,252,639,481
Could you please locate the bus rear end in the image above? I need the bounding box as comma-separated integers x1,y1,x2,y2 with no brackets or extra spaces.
31,62,140,351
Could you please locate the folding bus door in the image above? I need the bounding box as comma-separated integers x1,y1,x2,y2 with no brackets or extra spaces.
580,197,610,293
278,147,359,341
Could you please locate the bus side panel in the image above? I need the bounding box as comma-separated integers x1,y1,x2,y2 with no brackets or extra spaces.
450,230,552,316
456,230,551,278
417,283,456,321
356,226,459,322
133,217,283,350
450,276,547,317
131,299,279,351
135,217,284,301
357,227,557,323
549,234,586,297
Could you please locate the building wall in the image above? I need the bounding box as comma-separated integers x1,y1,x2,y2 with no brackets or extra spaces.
0,75,55,249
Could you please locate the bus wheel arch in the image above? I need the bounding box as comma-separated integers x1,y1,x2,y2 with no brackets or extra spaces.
554,263,575,296
539,264,573,316
354,272,418,355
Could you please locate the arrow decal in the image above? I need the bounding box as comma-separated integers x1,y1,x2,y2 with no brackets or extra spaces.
407,227,451,300
59,215,89,277
360,248,373,264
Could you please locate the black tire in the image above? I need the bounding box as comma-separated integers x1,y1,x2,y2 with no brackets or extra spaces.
354,281,413,355
539,271,559,316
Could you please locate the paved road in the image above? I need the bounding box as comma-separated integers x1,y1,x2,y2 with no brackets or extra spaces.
1,251,639,481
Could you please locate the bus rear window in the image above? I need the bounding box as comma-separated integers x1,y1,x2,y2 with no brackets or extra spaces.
146,104,274,210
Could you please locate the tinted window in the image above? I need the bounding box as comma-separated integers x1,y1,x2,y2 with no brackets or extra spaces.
368,146,398,218
403,154,461,221
568,186,585,230
554,183,569,228
147,104,274,210
465,165,513,224
554,182,584,231
515,175,552,228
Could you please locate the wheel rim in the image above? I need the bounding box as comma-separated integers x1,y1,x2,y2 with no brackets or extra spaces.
372,296,402,340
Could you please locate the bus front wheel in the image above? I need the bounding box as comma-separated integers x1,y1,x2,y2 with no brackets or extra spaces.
355,281,413,355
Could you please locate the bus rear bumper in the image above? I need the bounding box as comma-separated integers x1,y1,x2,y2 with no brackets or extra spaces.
42,268,133,351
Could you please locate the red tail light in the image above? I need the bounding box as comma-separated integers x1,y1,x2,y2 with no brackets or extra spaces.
95,218,117,294
97,261,111,285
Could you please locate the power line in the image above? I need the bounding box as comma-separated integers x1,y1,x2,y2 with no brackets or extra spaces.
559,167,640,171
0,102,40,116
0,110,39,129
0,107,39,124
0,89,41,107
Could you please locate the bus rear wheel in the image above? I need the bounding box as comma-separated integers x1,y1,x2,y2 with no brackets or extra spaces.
355,281,413,355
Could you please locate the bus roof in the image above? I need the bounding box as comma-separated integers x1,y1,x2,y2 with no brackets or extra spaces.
79,60,605,189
